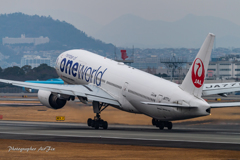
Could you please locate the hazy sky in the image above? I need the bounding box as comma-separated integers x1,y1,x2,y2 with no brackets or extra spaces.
0,0,240,26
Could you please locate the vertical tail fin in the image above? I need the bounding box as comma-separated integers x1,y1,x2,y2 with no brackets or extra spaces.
180,33,215,98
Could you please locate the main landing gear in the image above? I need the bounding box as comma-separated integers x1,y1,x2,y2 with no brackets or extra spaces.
152,118,172,130
87,101,108,129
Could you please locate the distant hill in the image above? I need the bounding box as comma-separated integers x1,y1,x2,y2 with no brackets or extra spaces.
93,14,240,48
0,12,114,52
32,9,103,36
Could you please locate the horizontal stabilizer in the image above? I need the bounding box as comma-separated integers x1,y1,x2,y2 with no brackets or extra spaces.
141,102,197,108
210,102,240,108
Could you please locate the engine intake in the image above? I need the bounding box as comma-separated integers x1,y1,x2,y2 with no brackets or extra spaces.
38,90,66,109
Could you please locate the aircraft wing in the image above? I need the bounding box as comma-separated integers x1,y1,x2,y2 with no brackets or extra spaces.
202,82,240,96
0,79,120,106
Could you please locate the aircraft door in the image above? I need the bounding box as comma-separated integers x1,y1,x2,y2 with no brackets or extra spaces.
156,94,174,119
157,94,163,103
120,82,136,112
122,82,129,97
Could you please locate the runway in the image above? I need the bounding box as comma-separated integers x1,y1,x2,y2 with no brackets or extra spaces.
0,103,42,106
0,120,239,150
0,98,39,101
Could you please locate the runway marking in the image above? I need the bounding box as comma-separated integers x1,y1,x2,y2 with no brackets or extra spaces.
0,131,240,145
218,132,240,135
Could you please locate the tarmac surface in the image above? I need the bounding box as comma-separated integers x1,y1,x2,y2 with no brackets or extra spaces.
0,120,239,151
0,98,39,101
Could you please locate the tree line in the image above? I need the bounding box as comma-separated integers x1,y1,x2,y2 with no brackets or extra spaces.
0,64,58,87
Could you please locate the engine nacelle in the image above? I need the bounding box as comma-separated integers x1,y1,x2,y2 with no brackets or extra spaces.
38,90,66,109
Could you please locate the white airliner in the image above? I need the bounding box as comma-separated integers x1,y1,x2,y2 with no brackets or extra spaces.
1,33,240,130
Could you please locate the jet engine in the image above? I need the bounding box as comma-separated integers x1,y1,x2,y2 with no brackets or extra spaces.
38,90,66,109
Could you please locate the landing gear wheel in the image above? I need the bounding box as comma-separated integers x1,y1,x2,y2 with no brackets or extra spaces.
159,121,164,130
103,121,108,129
91,120,95,127
70,96,75,101
87,118,92,127
167,122,172,130
95,121,99,129
156,121,160,127
152,118,156,126
88,101,109,129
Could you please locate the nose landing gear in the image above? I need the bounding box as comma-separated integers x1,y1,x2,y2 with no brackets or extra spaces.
87,101,109,129
152,118,172,130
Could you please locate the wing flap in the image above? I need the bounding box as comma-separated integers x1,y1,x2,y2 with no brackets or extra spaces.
87,95,120,106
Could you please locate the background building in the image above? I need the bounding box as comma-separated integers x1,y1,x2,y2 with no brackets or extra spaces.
132,56,159,70
187,61,240,79
21,55,51,68
2,34,49,45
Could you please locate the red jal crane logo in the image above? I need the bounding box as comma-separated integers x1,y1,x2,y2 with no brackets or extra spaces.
191,58,205,88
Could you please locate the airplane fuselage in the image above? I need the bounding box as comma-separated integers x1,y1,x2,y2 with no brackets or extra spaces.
56,49,210,121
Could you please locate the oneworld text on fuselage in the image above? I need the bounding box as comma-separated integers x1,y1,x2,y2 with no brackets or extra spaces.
59,56,107,86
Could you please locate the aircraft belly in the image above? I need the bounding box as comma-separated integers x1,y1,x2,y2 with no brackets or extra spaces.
132,100,201,121
118,96,140,113
128,99,174,120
